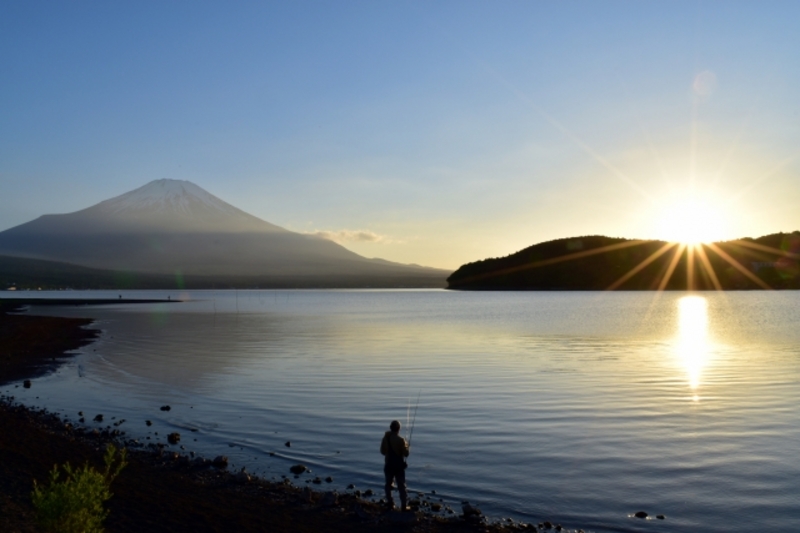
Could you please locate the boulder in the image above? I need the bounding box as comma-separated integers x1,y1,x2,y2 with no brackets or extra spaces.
462,503,482,517
289,464,307,475
634,511,648,519
212,455,228,469
167,432,180,444
93,414,103,422
160,405,171,411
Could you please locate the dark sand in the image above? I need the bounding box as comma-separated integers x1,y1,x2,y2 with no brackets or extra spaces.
0,300,546,533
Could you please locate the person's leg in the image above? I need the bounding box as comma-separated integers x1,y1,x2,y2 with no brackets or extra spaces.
396,468,407,510
384,467,395,508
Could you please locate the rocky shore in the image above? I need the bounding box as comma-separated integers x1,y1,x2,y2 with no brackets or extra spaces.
0,300,577,533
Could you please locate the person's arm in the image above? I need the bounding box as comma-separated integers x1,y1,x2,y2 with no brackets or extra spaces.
380,434,388,456
402,437,410,457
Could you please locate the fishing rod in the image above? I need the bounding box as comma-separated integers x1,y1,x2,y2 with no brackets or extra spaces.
407,389,422,447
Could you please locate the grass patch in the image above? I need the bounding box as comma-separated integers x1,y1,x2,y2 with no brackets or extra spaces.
32,444,127,533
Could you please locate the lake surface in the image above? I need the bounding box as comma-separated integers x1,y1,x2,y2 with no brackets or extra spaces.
5,290,800,532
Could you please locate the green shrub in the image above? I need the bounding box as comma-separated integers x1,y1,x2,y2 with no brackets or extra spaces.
31,444,128,533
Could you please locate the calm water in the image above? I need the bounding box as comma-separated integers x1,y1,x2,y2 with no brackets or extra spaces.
5,290,800,532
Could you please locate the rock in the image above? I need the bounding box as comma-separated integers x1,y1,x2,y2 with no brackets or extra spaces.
284,441,291,447
312,477,322,484
542,521,552,529
319,491,338,506
160,405,171,411
289,464,307,475
93,414,103,422
363,489,374,497
78,411,84,416
235,467,250,484
79,417,85,423
657,514,666,520
212,455,228,469
431,503,442,512
462,503,482,517
167,432,180,444
346,483,356,489
555,526,562,532
325,476,333,483
146,420,152,426
634,511,648,519
23,380,31,388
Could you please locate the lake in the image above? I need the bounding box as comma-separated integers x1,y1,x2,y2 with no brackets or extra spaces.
5,290,800,532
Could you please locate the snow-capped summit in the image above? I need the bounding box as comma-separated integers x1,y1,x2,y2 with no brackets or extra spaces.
95,179,241,216
73,179,286,233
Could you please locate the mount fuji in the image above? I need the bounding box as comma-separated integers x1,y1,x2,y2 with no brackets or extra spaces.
0,180,448,287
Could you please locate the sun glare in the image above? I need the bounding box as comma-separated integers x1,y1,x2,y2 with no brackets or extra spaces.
676,295,709,394
654,194,729,245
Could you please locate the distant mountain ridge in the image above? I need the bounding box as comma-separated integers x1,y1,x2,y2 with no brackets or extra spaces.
0,180,448,287
447,233,800,290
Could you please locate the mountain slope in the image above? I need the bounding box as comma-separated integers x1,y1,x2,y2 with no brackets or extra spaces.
447,233,800,290
0,180,448,285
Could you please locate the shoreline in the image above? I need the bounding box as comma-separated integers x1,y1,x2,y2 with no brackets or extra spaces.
0,301,554,533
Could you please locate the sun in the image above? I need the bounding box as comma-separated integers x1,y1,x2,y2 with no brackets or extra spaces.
652,193,730,245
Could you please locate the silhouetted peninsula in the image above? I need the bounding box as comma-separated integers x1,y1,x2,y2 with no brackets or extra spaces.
447,233,800,290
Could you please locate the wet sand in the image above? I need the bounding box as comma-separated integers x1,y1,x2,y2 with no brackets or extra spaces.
0,300,547,533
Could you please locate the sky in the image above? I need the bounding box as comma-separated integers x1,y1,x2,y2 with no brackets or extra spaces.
2,1,799,270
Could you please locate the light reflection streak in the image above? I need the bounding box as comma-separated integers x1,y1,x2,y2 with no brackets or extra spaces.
676,296,709,399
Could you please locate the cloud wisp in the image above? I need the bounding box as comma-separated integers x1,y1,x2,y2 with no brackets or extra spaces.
307,229,398,244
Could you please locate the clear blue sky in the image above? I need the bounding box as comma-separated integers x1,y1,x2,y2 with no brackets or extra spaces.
2,1,799,269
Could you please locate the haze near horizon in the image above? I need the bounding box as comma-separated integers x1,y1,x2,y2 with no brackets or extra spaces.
2,2,800,269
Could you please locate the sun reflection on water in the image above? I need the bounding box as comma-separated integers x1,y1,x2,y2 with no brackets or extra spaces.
676,295,709,399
